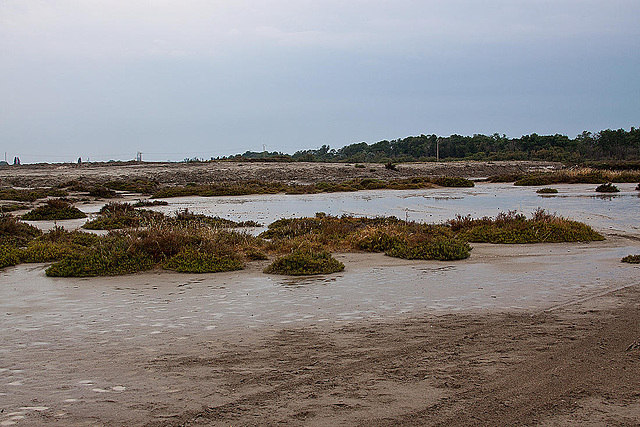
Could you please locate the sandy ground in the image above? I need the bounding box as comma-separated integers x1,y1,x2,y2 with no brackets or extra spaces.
0,160,561,188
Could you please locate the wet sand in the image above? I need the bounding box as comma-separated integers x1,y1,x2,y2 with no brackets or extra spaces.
1,239,639,426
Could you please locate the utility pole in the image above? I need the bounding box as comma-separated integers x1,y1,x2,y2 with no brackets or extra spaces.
436,138,440,162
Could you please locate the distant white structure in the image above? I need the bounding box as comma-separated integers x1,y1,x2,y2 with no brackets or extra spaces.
136,151,143,162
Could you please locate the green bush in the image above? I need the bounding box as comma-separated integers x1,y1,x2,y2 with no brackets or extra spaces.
0,188,68,202
264,250,344,275
163,248,244,273
22,199,87,220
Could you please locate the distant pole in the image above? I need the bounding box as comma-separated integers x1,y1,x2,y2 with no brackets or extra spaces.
262,144,266,152
436,139,440,162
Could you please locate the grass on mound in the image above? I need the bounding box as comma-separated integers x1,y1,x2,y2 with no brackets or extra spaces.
22,199,87,221
621,255,640,264
448,209,604,244
0,203,30,213
264,249,344,275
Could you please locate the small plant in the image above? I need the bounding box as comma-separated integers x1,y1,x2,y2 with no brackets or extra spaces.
536,188,558,194
88,186,117,198
595,183,619,193
264,249,344,276
355,164,365,168
384,162,398,171
22,199,87,221
621,254,640,264
635,183,640,191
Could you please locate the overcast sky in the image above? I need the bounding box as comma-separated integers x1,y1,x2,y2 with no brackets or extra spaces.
1,1,639,163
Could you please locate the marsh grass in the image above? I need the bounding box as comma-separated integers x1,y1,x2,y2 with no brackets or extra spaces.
0,214,42,246
22,199,87,221
150,176,474,199
514,168,640,186
0,188,68,202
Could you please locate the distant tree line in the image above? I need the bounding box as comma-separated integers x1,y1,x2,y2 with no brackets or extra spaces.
223,127,639,165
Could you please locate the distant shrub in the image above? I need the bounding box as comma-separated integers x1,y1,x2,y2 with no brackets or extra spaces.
488,174,524,183
595,183,619,193
133,200,169,207
621,254,640,264
355,164,366,168
384,162,397,171
432,176,475,187
0,204,30,213
22,199,87,220
536,188,558,194
264,250,344,275
105,179,159,194
636,183,640,191
88,186,117,198
0,188,68,202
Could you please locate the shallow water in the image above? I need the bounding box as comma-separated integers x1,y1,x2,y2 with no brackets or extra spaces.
151,182,640,236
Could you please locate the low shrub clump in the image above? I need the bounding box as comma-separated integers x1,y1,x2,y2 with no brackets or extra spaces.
536,188,558,194
163,247,244,273
595,183,619,193
432,176,475,188
88,186,117,198
264,249,344,275
448,209,604,244
105,179,159,194
83,202,163,230
621,254,640,264
22,199,87,221
385,236,471,261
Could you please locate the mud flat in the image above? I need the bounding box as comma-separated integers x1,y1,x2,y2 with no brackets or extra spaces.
1,236,639,426
0,160,561,188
